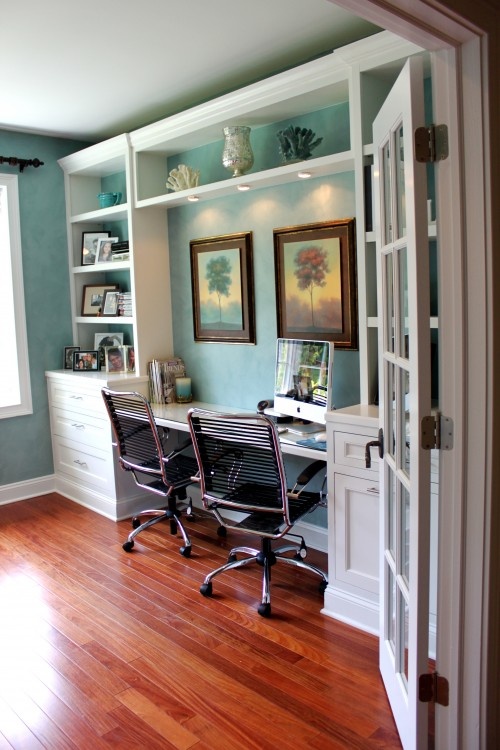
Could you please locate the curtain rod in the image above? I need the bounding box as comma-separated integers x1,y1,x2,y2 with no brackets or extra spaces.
0,156,44,173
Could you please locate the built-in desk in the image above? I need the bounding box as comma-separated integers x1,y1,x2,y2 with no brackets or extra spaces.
151,401,328,461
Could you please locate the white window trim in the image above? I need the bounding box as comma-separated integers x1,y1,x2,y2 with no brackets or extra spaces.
0,172,32,418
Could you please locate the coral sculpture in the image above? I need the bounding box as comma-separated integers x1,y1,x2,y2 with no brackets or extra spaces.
276,125,323,162
166,164,200,191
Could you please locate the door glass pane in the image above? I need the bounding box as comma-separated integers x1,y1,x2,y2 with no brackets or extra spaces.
398,246,409,358
388,470,396,557
402,484,410,586
396,124,406,238
384,252,394,354
403,369,410,478
388,565,396,654
387,361,395,460
402,594,409,688
383,141,392,244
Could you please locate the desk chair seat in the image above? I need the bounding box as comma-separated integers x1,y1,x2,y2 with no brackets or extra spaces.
102,388,198,557
187,409,328,617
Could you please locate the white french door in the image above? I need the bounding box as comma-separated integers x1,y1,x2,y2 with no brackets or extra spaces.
373,57,432,750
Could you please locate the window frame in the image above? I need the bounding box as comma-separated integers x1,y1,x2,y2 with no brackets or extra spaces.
0,172,32,418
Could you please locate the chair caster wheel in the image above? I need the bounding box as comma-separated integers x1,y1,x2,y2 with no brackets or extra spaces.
319,580,327,594
132,518,141,529
180,546,191,557
258,603,271,618
228,553,237,563
122,540,134,552
200,582,213,597
217,526,227,537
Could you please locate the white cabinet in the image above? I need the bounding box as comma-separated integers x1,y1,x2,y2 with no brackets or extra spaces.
323,405,380,634
46,370,151,519
323,404,439,646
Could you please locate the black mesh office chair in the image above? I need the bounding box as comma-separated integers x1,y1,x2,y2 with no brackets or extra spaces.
187,408,328,617
102,388,199,557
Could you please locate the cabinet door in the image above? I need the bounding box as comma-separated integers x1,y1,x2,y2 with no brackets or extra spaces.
334,473,379,594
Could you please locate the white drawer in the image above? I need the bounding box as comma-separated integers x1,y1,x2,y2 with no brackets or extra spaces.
334,431,379,474
52,437,114,491
50,406,111,450
49,380,105,417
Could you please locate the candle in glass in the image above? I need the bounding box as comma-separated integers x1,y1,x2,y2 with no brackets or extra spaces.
175,377,192,403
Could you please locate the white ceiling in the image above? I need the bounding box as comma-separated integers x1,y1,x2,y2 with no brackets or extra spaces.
1,0,380,143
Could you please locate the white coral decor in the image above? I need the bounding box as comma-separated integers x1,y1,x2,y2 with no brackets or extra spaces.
166,164,200,191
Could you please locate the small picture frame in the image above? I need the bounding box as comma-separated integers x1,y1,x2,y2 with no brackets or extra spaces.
64,346,80,369
95,236,119,264
101,289,120,316
127,346,135,372
72,350,100,371
81,284,119,316
94,332,124,367
81,231,110,266
105,345,128,373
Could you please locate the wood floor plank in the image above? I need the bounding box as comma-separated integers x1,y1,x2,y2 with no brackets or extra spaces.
0,494,401,749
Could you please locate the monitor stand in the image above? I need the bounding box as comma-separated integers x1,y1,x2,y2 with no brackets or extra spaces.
287,422,324,436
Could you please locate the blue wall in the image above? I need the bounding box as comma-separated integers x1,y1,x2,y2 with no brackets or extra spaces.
169,172,361,411
0,130,91,485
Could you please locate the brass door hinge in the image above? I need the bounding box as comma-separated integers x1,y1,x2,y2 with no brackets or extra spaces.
415,124,449,162
419,671,449,706
421,412,453,450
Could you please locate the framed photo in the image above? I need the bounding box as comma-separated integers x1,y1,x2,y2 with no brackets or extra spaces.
94,332,124,367
95,236,119,264
72,350,99,371
105,345,128,373
81,231,110,266
273,218,357,349
81,284,119,316
64,345,80,369
190,231,255,344
101,289,120,316
127,346,135,372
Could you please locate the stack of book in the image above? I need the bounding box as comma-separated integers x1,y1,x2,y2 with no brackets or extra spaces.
111,240,130,262
117,292,133,317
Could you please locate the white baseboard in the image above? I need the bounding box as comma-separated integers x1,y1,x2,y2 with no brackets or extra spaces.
322,584,379,635
0,475,56,505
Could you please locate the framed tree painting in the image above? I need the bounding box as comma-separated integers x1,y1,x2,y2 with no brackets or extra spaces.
190,232,255,344
273,218,357,349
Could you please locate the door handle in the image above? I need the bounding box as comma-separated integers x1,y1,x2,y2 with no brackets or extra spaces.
365,428,384,468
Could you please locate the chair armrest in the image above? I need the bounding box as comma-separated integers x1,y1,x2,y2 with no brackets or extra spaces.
289,459,326,498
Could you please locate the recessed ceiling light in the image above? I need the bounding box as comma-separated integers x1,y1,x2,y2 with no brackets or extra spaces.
237,184,250,191
297,171,312,179
187,195,200,202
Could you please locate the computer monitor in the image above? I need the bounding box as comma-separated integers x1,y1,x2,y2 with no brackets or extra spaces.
273,338,334,430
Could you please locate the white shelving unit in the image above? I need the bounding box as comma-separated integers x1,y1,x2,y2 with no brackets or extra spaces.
58,134,173,376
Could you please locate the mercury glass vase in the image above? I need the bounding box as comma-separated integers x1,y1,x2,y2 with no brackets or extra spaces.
222,126,254,177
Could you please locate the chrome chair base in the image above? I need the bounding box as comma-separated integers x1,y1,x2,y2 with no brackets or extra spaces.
123,493,193,557
200,537,328,617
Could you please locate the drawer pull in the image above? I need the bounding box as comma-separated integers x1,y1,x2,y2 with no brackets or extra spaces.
73,459,88,468
71,423,85,430
70,395,83,400
367,486,379,494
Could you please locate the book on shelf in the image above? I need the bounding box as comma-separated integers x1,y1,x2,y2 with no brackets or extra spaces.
117,291,133,317
111,252,130,262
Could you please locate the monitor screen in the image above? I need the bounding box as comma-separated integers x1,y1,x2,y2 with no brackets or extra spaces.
273,338,334,426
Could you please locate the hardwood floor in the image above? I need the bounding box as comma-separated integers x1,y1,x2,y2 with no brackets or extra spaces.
0,494,401,749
